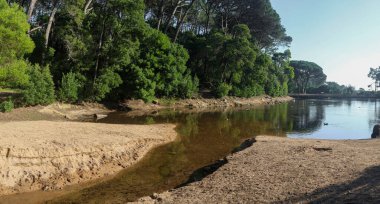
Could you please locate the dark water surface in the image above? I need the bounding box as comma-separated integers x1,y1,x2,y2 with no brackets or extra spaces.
3,99,379,203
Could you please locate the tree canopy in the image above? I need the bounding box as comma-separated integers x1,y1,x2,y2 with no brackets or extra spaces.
289,61,327,94
1,0,295,105
0,0,34,88
368,67,380,91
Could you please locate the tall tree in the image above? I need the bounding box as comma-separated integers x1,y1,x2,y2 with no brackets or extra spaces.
368,67,380,92
290,61,327,94
27,0,37,21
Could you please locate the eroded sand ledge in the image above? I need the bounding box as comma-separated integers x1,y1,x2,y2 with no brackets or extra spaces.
140,136,380,203
0,121,177,196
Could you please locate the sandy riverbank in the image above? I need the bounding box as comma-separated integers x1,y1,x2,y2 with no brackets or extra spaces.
122,96,293,112
0,102,112,122
139,136,380,203
0,121,177,196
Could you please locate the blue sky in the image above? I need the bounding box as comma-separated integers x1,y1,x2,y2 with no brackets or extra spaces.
271,0,380,89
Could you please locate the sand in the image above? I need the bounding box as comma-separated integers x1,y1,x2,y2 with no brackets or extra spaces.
0,121,177,196
139,136,380,203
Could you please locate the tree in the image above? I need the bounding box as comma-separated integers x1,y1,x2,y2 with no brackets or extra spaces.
0,0,35,88
290,61,326,94
368,67,380,92
47,0,197,102
2,0,294,103
23,64,55,106
264,50,294,97
232,0,292,50
144,0,291,50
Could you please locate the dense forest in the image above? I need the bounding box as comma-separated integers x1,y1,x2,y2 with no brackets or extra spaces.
0,0,296,107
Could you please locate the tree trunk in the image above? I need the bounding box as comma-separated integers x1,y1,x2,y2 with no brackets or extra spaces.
173,0,197,43
45,5,58,48
84,0,93,14
205,11,210,33
27,0,37,21
156,0,165,30
93,14,107,87
164,0,181,33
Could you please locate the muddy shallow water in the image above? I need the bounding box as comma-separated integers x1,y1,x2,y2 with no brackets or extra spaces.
2,99,379,203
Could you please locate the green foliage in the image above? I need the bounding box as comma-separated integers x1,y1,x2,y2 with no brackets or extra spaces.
0,60,30,88
0,0,34,88
0,97,14,112
182,25,291,98
289,60,327,94
233,0,293,49
57,72,84,103
92,69,123,101
23,65,55,106
7,0,294,103
128,28,198,101
48,0,197,102
215,83,232,98
265,50,293,97
368,67,380,87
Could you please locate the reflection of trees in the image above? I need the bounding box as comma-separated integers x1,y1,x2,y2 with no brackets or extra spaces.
368,100,380,128
62,105,304,203
290,100,325,133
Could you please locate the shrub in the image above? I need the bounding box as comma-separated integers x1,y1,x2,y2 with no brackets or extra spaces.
57,72,83,103
23,64,55,106
0,98,14,112
215,83,232,98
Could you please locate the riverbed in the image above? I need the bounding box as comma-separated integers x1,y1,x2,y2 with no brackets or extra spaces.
1,98,379,203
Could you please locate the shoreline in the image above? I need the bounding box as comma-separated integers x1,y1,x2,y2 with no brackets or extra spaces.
0,121,177,196
122,95,294,116
0,96,294,201
123,95,294,110
139,136,380,203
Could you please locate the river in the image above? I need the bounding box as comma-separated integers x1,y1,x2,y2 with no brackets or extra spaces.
3,99,379,203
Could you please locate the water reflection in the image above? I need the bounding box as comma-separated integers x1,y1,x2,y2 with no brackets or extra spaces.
50,105,291,203
288,99,379,140
290,100,325,133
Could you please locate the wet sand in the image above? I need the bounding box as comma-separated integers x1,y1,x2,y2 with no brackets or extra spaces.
0,121,176,196
139,136,380,203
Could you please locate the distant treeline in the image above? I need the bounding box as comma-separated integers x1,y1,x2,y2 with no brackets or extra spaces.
289,60,379,97
1,0,295,106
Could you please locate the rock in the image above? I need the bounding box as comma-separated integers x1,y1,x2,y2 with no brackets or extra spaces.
152,100,159,105
371,124,380,138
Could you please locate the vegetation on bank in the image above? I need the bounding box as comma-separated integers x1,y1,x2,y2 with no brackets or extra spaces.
0,0,294,108
3,0,376,111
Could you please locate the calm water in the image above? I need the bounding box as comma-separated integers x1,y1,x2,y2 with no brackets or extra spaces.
287,99,380,139
3,99,379,203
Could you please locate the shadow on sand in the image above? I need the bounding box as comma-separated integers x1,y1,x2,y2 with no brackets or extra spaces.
283,165,380,203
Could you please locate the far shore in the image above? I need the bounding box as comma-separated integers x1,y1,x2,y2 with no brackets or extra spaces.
139,136,380,203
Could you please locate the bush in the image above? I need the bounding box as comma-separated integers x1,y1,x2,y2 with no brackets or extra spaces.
91,69,123,102
0,98,14,112
23,64,55,106
57,72,83,103
215,83,232,98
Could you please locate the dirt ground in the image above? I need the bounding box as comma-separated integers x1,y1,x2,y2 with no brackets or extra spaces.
122,96,293,112
0,102,112,122
0,121,177,196
138,136,380,204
